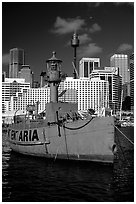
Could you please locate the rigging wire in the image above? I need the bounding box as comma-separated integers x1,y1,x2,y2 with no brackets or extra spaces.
115,127,131,166
114,125,134,166
114,125,134,145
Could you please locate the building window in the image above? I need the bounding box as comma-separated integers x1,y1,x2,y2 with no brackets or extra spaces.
84,62,88,77
94,62,99,69
89,62,93,74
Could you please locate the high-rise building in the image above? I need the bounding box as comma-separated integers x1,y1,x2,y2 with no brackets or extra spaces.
18,65,33,87
40,71,47,87
9,48,25,78
110,54,129,84
130,53,134,111
79,58,100,78
90,67,122,111
2,71,6,82
122,82,130,99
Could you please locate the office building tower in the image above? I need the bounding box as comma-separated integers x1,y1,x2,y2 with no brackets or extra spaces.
18,65,33,87
130,53,134,111
110,54,129,84
122,82,130,100
79,58,100,78
9,48,25,78
90,67,122,111
40,71,47,87
2,71,6,82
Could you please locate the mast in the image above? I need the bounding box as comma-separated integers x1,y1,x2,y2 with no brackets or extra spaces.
119,89,123,121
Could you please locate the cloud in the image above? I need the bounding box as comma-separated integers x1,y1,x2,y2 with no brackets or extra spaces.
85,2,102,8
79,34,91,45
2,53,9,65
51,16,86,34
114,2,134,7
86,2,134,7
94,2,101,7
117,43,133,52
89,23,101,33
78,43,102,58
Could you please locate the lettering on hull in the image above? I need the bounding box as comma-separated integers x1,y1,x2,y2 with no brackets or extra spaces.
8,129,39,142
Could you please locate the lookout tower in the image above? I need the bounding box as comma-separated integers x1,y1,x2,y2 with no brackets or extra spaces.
71,32,79,79
46,51,62,102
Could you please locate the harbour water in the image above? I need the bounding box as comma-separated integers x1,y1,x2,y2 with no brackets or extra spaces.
2,127,134,202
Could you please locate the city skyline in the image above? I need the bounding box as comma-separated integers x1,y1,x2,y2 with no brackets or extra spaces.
2,2,134,82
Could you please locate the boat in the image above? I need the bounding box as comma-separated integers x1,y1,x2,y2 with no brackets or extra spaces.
7,51,116,164
116,117,134,128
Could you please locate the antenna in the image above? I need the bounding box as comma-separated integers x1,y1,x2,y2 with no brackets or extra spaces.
71,32,79,79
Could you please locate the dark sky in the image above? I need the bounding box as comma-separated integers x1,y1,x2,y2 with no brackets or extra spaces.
2,2,134,82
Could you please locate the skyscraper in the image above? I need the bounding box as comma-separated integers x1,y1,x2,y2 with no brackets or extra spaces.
2,71,6,82
79,58,100,78
90,67,122,111
110,54,129,84
18,65,33,87
130,53,134,111
9,48,25,78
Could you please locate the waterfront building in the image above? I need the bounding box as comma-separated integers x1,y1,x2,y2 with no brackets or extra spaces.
2,78,30,113
130,53,134,111
110,54,129,84
90,67,122,111
3,77,109,114
18,65,33,87
16,87,50,113
59,77,109,112
2,79,50,114
79,58,100,78
58,82,77,104
9,48,25,78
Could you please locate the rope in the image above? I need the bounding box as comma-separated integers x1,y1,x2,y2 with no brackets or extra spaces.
54,147,59,161
114,125,134,145
63,117,93,130
63,126,69,160
43,128,48,154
